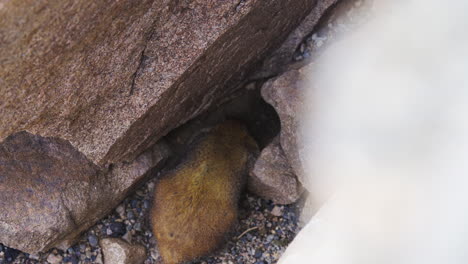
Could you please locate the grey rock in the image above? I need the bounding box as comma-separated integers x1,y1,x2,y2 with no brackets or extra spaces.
249,137,302,204
100,238,146,264
261,68,311,190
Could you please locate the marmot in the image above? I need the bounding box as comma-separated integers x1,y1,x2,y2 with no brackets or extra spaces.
150,120,258,264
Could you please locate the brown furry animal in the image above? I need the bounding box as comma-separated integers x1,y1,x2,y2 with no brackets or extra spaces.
151,120,258,264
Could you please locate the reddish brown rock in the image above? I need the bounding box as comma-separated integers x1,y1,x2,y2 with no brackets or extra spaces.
249,137,302,204
0,132,101,253
0,132,169,254
0,0,318,166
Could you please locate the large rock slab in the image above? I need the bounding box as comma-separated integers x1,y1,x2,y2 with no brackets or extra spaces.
0,0,317,166
0,132,169,254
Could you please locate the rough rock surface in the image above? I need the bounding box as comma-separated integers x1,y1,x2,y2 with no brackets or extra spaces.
0,0,317,165
249,137,302,204
261,69,311,189
0,132,170,254
100,238,146,264
252,0,339,79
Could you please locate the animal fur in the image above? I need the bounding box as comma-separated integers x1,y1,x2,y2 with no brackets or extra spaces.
150,120,258,264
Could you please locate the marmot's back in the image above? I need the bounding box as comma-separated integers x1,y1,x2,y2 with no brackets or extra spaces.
151,120,258,264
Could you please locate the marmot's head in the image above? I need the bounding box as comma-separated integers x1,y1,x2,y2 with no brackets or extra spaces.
211,120,259,156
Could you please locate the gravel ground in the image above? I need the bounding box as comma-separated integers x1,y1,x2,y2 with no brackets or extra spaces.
0,174,301,264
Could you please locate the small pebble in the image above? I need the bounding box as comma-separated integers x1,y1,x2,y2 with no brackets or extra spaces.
150,247,160,260
47,253,63,264
69,255,79,264
29,253,40,260
122,230,133,243
115,205,125,218
109,222,127,237
270,206,282,217
67,247,75,254
127,211,135,219
88,234,99,247
254,249,263,258
134,222,142,231
79,244,86,252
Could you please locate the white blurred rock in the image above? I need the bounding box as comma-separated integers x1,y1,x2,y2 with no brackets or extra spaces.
280,0,468,263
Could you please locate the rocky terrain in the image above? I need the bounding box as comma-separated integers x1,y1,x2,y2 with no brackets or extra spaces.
0,0,370,263
0,0,330,254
